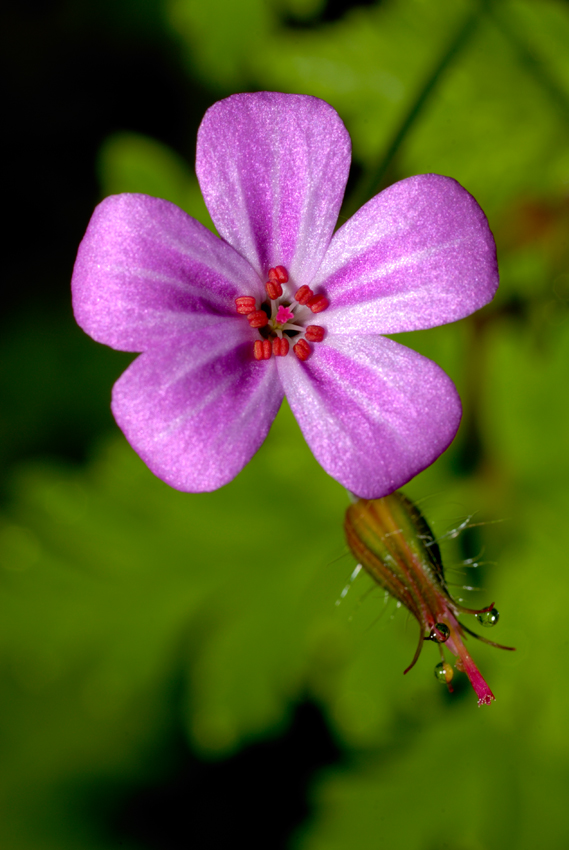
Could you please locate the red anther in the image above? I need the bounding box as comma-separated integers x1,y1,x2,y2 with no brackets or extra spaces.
295,285,313,305
305,325,325,342
247,310,269,328
307,294,329,313
273,265,289,283
265,280,283,300
254,340,272,360
273,337,290,357
293,339,311,361
236,296,256,314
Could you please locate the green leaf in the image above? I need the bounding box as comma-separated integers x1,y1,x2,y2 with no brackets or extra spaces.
98,131,215,230
401,5,569,218
167,0,273,88
483,319,569,484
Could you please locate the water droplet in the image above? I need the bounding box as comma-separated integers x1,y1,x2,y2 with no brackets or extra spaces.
476,607,499,627
434,661,454,684
429,623,450,642
435,622,450,641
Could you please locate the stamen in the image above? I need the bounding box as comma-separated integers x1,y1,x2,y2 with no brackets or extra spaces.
266,280,282,300
247,310,269,328
273,337,289,357
269,266,289,283
305,325,325,342
294,285,313,305
254,340,272,360
238,266,329,362
235,296,256,314
280,322,305,333
293,339,311,361
306,294,329,313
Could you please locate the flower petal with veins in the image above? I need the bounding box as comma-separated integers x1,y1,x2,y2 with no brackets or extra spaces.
73,194,262,352
317,174,498,336
196,91,351,285
277,334,461,498
112,321,283,491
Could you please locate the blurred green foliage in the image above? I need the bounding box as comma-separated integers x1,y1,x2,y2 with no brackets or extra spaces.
2,0,569,847
98,133,215,231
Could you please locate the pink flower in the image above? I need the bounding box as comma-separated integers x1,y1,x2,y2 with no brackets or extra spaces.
72,92,498,496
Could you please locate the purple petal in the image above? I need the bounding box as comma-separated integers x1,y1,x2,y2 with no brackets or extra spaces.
72,194,262,352
112,321,283,491
196,92,351,285
277,334,461,498
316,175,498,335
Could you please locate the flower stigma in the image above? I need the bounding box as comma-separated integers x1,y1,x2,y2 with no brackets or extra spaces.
276,305,295,325
235,265,328,362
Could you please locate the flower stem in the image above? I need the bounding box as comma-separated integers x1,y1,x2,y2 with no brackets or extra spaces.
344,5,482,216
485,4,569,123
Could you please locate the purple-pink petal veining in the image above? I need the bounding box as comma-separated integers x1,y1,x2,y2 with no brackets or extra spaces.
277,334,461,499
72,92,499,496
196,91,351,286
112,322,283,492
73,193,262,352
317,174,498,336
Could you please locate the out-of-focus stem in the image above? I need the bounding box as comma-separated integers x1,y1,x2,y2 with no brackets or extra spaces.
344,5,482,217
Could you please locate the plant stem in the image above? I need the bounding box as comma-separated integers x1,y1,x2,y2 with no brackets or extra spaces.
485,3,569,123
344,5,482,216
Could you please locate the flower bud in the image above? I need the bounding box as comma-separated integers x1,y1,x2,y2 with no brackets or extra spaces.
344,492,515,706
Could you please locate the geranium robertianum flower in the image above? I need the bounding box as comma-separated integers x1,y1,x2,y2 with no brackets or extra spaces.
72,92,498,496
344,492,515,705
